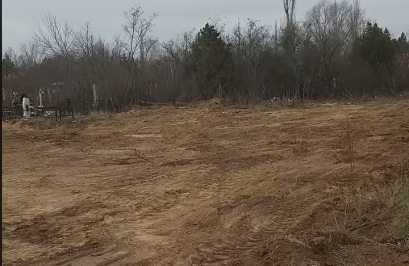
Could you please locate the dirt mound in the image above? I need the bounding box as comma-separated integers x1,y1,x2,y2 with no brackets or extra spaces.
2,120,24,131
197,97,224,110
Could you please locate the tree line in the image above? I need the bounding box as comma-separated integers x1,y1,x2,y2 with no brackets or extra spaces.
2,0,409,108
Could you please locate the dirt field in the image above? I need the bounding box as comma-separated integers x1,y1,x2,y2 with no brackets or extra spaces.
2,98,409,266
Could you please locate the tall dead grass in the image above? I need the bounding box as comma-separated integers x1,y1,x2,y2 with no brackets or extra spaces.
348,162,409,236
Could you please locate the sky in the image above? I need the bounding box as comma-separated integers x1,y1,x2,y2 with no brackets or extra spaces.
2,0,408,54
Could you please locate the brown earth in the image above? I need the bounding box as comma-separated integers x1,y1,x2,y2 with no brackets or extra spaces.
2,98,409,266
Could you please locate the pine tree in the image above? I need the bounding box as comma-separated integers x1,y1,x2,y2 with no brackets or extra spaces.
2,52,16,78
191,23,235,99
353,22,395,67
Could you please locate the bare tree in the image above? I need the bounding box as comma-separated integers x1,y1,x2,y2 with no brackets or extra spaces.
33,13,75,59
161,29,196,98
17,42,44,70
283,0,296,28
304,0,358,96
162,29,195,66
281,0,308,99
33,13,75,88
229,19,273,98
111,35,126,62
209,13,229,38
74,21,95,61
242,19,272,77
74,22,121,108
347,0,366,49
122,5,158,102
140,36,158,66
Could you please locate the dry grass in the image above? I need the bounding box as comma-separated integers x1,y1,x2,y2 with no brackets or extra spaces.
346,163,409,237
2,98,409,266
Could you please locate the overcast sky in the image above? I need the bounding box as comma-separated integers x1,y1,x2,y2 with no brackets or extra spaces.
2,0,408,54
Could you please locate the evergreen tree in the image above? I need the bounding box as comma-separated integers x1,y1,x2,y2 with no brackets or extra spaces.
2,52,16,78
394,32,409,54
191,23,235,99
353,22,395,67
352,22,399,92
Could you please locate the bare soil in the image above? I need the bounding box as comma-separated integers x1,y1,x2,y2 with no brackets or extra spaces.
2,98,409,266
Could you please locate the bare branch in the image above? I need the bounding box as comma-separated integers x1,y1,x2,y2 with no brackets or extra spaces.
33,13,74,59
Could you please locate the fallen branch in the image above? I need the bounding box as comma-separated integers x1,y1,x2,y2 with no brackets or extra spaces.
133,148,150,162
342,88,354,101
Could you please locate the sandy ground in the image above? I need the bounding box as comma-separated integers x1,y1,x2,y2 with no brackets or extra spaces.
2,98,409,266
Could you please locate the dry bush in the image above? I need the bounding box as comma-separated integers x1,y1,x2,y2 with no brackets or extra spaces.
298,162,409,255
347,163,409,236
